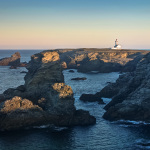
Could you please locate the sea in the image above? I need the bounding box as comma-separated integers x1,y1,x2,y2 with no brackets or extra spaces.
0,50,150,150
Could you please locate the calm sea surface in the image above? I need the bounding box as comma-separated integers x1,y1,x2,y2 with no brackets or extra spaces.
0,50,150,150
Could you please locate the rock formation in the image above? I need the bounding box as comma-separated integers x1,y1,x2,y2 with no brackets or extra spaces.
0,52,21,66
0,51,96,131
0,96,45,131
69,70,75,73
0,52,27,68
58,48,148,73
1,48,150,130
102,52,150,122
71,77,87,80
80,94,104,103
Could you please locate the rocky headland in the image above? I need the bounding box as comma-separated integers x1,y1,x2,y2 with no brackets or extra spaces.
102,52,150,122
58,48,148,73
1,48,150,130
0,50,96,131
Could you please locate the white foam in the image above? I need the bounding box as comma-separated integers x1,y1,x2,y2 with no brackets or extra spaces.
135,139,150,149
53,127,68,131
112,120,150,125
33,125,51,129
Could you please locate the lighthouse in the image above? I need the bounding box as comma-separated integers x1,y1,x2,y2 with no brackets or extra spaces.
112,39,122,50
115,39,118,46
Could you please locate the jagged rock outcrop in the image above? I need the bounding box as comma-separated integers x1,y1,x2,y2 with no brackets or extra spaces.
90,72,133,100
1,48,149,130
0,52,27,68
0,96,46,131
58,49,148,73
0,51,96,131
78,72,133,103
102,52,150,122
0,52,21,66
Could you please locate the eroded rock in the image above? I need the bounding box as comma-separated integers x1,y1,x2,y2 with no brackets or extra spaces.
0,52,21,66
1,50,96,131
103,52,150,122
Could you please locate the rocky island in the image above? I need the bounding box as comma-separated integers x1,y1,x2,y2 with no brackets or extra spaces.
0,52,27,68
0,48,150,131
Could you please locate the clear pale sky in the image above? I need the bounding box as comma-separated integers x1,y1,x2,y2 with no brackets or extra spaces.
0,0,150,49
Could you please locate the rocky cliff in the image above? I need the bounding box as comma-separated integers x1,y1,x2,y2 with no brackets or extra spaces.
1,48,150,130
0,51,96,131
102,52,150,122
58,48,148,73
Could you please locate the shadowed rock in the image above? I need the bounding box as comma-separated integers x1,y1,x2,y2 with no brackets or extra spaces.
1,50,96,131
69,70,75,73
102,52,150,122
80,94,104,103
71,77,87,80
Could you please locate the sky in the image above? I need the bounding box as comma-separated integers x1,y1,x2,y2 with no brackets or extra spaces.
0,0,150,49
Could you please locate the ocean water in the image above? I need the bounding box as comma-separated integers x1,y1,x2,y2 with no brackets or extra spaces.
0,50,150,150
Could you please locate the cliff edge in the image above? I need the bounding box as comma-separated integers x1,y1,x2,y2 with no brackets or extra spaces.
102,52,150,122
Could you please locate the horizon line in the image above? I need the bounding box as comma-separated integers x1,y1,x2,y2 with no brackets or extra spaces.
0,48,150,50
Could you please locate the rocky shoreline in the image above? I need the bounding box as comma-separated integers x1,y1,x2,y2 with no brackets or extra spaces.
102,52,150,122
58,48,148,73
0,48,150,131
0,50,96,131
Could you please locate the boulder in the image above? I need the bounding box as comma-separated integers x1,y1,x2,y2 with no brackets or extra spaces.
80,94,104,103
70,109,96,126
69,70,75,73
61,61,67,69
10,66,18,69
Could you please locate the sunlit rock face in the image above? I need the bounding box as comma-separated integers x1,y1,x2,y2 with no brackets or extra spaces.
0,52,21,66
0,96,42,113
0,96,46,131
0,50,96,131
58,48,148,73
1,48,149,130
102,52,150,122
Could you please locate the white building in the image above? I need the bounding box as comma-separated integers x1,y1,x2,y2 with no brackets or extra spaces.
112,39,122,49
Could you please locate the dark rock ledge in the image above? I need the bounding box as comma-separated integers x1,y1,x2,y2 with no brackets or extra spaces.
80,94,104,104
101,52,150,122
71,77,87,80
78,51,150,123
